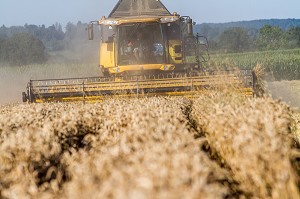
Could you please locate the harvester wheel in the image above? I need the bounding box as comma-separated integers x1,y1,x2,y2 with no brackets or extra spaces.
22,92,28,103
101,68,111,78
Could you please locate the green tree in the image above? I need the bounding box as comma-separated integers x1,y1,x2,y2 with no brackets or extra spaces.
0,25,7,38
207,39,218,51
4,32,47,65
286,27,300,48
218,27,251,53
0,37,5,61
256,25,285,50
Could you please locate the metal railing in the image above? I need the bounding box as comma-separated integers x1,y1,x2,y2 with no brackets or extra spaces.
24,70,253,102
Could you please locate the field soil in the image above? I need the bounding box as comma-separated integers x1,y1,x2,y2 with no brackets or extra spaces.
267,80,300,109
0,92,300,199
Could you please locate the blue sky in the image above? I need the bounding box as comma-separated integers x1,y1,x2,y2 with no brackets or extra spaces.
0,0,300,27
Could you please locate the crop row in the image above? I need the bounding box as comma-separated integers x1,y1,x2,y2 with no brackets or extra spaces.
190,92,300,199
208,49,300,80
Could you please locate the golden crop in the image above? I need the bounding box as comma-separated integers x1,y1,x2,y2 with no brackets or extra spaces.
0,93,299,199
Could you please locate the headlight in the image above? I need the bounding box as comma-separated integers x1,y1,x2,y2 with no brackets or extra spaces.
100,20,119,25
161,65,175,71
160,17,179,23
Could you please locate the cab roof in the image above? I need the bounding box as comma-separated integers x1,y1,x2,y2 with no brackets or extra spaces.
109,0,171,18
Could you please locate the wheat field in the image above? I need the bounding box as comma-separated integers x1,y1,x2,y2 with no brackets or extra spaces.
0,92,299,199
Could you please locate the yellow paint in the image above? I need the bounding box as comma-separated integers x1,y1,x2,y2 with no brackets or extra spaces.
34,89,253,103
168,40,182,64
100,42,115,68
108,64,175,74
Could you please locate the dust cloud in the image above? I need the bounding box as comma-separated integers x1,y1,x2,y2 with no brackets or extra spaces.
0,31,101,105
266,81,300,109
0,68,25,104
0,63,101,105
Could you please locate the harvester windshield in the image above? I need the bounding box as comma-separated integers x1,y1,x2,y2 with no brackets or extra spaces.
118,23,164,65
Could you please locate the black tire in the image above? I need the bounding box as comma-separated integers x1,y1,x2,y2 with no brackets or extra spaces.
101,68,111,78
22,92,28,103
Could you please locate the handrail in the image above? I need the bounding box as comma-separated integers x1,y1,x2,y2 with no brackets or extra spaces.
25,70,254,102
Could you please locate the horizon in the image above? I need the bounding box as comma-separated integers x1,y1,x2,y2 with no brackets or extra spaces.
1,0,300,27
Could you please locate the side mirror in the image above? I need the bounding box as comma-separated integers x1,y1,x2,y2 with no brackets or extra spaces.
107,36,114,42
87,24,94,40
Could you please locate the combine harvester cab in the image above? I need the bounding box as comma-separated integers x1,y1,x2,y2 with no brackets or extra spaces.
22,0,255,103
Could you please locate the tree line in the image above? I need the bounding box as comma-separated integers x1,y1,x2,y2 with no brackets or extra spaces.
0,32,47,65
196,19,300,40
207,25,300,53
0,22,96,65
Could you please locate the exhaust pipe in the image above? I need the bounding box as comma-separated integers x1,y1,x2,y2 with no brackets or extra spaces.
187,18,193,36
87,23,94,40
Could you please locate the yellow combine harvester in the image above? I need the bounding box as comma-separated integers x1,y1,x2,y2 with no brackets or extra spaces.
22,0,254,103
